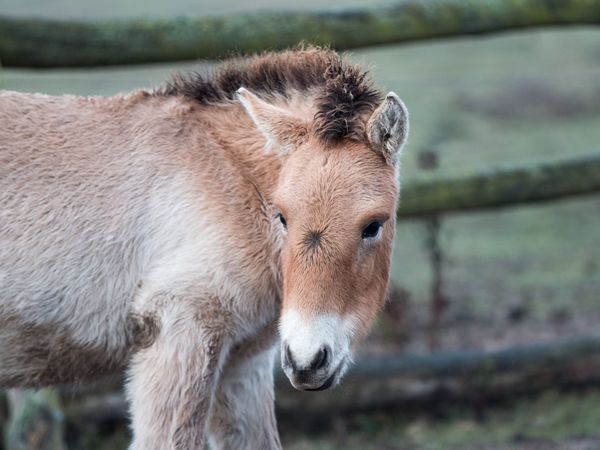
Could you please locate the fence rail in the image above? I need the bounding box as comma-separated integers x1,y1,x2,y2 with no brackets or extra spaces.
1,0,599,67
398,153,600,218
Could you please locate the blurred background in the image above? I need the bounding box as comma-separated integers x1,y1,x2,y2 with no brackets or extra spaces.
1,1,600,449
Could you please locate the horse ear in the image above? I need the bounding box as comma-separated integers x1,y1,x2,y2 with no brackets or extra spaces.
236,87,309,154
366,92,409,166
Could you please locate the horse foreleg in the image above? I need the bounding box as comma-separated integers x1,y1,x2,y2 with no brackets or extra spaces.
126,300,229,450
207,341,281,450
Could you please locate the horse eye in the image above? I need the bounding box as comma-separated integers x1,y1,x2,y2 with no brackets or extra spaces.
362,221,382,240
277,213,287,230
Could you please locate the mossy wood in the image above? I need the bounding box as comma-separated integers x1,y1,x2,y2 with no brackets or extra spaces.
399,153,600,219
1,0,600,67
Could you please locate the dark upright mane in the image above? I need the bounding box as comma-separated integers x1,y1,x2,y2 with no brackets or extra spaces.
159,47,382,143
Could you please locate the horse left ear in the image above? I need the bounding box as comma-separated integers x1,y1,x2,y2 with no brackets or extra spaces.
366,92,409,166
236,87,309,154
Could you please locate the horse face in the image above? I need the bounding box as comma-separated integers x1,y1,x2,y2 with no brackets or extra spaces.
274,141,399,390
237,88,408,390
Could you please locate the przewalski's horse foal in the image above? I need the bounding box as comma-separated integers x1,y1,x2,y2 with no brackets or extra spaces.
0,47,408,449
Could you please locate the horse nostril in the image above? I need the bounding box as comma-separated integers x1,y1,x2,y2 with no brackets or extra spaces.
309,345,330,371
284,344,296,370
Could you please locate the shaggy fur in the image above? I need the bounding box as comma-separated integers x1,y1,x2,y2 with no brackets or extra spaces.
159,46,381,143
0,47,408,449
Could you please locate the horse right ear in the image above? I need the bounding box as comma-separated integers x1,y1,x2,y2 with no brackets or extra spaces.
236,87,309,154
366,92,409,166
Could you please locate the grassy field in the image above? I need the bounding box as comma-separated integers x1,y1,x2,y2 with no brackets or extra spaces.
1,1,600,447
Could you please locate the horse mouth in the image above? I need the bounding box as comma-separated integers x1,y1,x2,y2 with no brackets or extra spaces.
304,372,336,391
303,363,342,392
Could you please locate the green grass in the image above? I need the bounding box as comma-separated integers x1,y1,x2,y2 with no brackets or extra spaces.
354,28,600,179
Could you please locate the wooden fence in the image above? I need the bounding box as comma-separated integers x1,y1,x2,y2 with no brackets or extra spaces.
1,0,600,67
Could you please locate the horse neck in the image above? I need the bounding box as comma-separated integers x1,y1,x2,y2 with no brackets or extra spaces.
195,102,286,295
199,102,284,204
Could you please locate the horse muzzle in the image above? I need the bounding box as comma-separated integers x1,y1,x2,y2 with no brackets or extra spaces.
281,342,345,391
